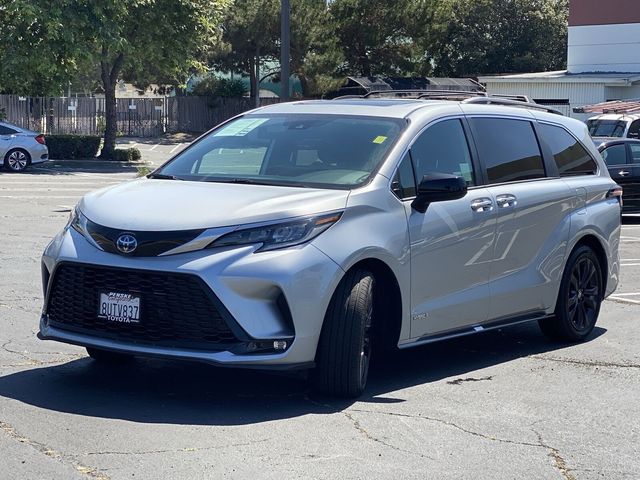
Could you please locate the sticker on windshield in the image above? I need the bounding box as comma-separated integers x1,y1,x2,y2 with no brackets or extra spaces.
214,118,269,137
372,135,387,144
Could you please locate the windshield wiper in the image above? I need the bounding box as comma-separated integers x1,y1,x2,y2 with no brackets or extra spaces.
147,173,183,180
204,178,309,188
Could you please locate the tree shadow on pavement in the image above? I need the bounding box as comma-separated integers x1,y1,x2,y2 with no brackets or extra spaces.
0,323,605,426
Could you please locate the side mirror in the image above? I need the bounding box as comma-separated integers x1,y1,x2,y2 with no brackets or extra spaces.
411,173,467,213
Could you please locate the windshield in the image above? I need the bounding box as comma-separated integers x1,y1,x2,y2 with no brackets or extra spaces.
587,119,627,137
155,114,405,189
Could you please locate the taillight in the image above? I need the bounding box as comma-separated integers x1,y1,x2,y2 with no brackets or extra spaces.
607,186,623,207
35,134,46,145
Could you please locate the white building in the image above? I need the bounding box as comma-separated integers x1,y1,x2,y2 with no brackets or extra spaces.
479,0,640,120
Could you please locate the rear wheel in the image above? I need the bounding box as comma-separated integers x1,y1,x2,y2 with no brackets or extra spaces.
4,149,30,172
311,269,374,398
86,347,134,363
539,245,602,342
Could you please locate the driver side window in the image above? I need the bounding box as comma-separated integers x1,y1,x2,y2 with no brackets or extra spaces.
410,119,476,186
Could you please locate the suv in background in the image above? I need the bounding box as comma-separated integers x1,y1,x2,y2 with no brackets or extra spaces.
594,136,640,213
587,113,640,139
39,97,622,397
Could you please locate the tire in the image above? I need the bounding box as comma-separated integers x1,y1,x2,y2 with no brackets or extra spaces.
86,347,134,363
539,245,603,342
311,269,375,398
4,149,31,172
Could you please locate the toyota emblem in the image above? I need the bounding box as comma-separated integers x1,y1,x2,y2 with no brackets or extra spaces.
116,234,138,254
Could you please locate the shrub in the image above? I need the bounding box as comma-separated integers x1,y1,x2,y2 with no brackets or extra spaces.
191,77,247,98
111,148,140,162
129,147,142,161
47,135,101,160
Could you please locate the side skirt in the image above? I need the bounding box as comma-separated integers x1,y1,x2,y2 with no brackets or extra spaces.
398,311,552,350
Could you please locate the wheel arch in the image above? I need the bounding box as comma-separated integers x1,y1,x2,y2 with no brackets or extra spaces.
4,147,32,167
340,257,403,351
571,234,609,297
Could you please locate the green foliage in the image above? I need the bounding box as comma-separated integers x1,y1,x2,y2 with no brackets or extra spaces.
111,148,140,162
47,135,102,160
426,0,569,76
191,77,247,97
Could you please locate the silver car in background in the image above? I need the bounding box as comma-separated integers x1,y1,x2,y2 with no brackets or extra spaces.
0,120,49,172
39,98,621,397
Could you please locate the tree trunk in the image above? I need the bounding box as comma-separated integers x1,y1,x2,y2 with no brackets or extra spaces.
99,50,124,159
101,79,117,159
248,58,256,100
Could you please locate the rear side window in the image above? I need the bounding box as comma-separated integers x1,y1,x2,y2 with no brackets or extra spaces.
539,124,598,176
0,126,17,135
628,120,640,139
601,144,627,166
629,144,640,164
470,118,545,184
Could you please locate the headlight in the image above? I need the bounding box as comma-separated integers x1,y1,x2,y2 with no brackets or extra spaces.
209,212,342,252
68,206,101,249
69,206,90,236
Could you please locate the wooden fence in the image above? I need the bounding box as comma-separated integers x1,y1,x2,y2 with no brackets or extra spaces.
0,95,282,137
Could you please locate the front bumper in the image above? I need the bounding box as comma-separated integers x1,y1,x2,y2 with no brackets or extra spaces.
40,227,343,367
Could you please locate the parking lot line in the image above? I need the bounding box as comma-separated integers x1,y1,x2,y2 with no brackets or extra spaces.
169,143,184,153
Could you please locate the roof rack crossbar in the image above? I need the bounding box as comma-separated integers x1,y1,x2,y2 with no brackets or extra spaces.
463,97,563,115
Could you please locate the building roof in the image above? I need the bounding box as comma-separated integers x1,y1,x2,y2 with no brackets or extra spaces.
479,70,640,85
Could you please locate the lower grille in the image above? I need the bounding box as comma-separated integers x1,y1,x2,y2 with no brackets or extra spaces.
46,263,244,350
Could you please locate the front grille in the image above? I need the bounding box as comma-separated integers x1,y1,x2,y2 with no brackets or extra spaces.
46,263,245,350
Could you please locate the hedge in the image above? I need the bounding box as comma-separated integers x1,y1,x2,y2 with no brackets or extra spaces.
47,135,101,160
111,147,142,162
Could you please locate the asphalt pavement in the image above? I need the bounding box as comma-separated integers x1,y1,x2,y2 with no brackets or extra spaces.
0,152,639,480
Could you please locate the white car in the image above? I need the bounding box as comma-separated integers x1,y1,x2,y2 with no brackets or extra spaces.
586,113,640,139
0,121,49,172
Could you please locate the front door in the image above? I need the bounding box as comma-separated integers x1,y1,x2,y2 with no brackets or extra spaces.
405,118,496,338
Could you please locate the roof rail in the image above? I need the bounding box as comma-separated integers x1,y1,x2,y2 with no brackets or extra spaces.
362,89,485,99
462,97,563,115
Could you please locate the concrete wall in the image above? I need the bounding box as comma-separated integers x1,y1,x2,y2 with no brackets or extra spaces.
568,23,640,73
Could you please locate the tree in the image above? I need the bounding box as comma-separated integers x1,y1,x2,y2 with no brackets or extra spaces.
0,0,228,158
425,0,568,76
214,0,280,100
328,0,423,77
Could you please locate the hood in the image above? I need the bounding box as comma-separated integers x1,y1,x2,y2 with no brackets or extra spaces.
80,178,350,231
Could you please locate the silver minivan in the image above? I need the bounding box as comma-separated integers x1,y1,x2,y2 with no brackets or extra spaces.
39,98,621,397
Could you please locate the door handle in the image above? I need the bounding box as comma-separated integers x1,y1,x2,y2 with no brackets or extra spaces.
470,198,493,212
496,194,517,208
618,170,630,177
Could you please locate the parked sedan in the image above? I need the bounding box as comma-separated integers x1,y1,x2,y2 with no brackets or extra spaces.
0,121,49,172
594,137,640,213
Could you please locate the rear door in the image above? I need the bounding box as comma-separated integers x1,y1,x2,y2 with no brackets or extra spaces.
467,116,574,321
601,142,633,205
398,117,497,338
624,143,640,211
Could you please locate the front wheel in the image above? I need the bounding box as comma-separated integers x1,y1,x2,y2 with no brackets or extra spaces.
539,245,602,342
311,269,375,398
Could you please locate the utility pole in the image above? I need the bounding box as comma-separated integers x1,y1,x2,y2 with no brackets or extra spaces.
280,0,290,101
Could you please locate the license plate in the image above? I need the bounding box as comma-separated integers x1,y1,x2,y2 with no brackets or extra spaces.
98,292,141,324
